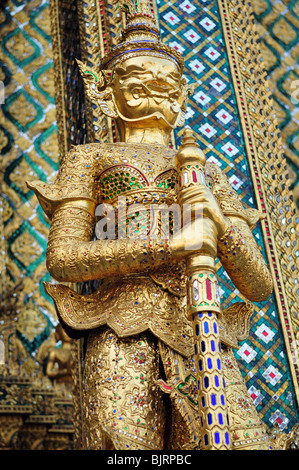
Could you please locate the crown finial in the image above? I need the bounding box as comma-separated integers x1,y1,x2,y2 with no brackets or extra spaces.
122,0,154,17
120,0,160,44
101,0,184,72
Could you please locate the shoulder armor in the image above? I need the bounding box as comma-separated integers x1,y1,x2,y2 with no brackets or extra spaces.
26,144,102,219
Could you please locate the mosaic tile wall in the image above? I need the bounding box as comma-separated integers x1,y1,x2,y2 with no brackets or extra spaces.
0,0,59,374
252,0,299,209
157,0,298,432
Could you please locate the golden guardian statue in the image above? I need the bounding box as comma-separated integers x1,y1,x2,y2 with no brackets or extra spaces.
27,1,289,450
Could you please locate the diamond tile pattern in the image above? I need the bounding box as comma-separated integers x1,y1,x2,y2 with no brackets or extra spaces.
158,0,299,432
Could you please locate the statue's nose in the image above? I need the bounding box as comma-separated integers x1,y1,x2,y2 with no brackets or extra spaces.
154,71,167,83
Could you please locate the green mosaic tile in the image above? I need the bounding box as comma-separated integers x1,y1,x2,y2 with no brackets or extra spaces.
1,0,59,342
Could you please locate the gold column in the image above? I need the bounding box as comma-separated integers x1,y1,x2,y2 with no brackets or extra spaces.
175,129,231,449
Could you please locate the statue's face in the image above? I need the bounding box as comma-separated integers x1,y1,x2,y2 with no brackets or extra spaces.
111,56,186,129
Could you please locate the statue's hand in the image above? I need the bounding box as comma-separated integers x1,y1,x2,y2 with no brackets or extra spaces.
172,185,229,259
180,184,229,237
172,217,217,258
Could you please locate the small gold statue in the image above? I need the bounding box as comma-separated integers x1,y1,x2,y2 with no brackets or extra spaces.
46,324,72,383
27,1,291,450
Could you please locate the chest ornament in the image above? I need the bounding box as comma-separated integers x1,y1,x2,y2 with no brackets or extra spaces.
98,165,178,205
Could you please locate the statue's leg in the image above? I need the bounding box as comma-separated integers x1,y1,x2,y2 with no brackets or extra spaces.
222,346,274,450
158,341,201,450
82,327,166,450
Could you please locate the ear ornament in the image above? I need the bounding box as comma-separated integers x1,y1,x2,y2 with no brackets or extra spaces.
76,59,118,119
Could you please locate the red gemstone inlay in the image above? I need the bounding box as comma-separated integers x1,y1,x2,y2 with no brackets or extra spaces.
192,170,197,183
206,279,212,300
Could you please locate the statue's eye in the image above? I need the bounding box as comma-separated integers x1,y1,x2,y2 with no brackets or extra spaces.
132,87,146,97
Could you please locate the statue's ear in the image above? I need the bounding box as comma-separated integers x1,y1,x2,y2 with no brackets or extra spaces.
76,59,118,119
176,80,195,128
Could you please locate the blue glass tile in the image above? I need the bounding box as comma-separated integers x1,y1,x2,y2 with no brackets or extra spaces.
204,376,209,388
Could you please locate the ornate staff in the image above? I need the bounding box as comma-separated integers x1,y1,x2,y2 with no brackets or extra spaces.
175,128,231,450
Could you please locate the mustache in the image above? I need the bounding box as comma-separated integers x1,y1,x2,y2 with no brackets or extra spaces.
121,81,181,99
115,105,181,129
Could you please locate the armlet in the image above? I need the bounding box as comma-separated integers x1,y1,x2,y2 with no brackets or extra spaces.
26,181,98,220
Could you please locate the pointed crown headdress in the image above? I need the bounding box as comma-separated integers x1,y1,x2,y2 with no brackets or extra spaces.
100,0,184,72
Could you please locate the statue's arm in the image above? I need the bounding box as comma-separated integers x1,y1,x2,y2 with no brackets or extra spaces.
44,199,172,283
217,215,273,302
206,162,273,302
26,147,177,283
